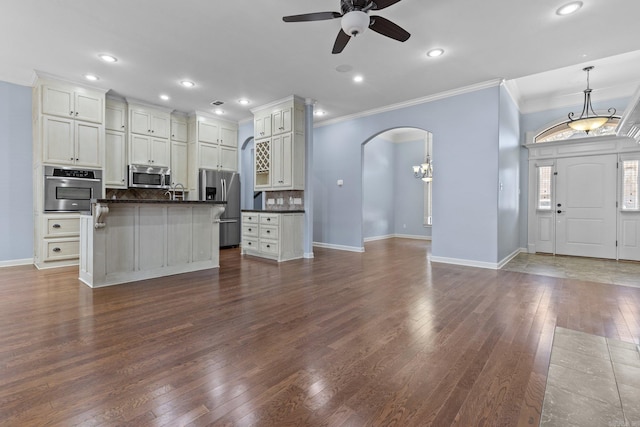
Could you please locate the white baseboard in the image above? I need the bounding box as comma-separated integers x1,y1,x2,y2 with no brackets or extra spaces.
303,252,315,259
363,234,432,242
497,248,525,269
430,255,499,270
313,242,365,253
0,258,34,268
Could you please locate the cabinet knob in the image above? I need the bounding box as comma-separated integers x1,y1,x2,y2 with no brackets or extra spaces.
266,230,271,234
76,158,79,161
121,125,125,129
69,111,73,116
266,244,271,248
248,228,252,232
75,112,79,116
52,224,61,228
70,157,74,160
266,218,271,222
121,179,125,182
52,247,61,252
148,129,151,133
151,130,155,133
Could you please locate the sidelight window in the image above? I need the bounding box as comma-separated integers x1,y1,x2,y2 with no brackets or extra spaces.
537,165,553,210
622,160,639,210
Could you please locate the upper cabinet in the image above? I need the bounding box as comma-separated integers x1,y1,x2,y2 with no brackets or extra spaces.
105,100,127,132
129,104,170,139
171,116,188,142
42,84,104,124
104,99,128,188
252,96,305,191
186,114,239,191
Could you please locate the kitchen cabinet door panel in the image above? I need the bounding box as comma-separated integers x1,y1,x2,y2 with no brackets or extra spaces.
105,130,126,188
42,86,73,119
43,116,75,165
198,121,219,144
75,122,102,168
219,146,237,171
199,143,219,169
74,92,103,123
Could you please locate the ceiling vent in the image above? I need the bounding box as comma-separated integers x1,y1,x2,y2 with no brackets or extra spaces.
210,100,224,106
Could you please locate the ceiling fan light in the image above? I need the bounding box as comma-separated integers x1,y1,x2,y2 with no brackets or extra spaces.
341,11,369,37
567,116,608,131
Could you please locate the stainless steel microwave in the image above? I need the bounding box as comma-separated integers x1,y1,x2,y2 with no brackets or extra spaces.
44,166,102,212
128,164,171,189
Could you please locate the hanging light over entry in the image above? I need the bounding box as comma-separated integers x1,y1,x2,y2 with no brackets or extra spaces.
567,66,616,134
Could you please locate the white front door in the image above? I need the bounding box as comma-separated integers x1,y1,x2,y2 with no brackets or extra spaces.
555,154,617,259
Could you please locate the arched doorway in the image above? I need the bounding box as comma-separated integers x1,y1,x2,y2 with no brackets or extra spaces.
361,127,433,248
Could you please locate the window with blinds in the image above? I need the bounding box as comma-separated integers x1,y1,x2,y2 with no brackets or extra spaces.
622,160,639,210
537,166,553,210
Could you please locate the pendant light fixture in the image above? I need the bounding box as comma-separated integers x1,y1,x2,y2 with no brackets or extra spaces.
567,66,616,134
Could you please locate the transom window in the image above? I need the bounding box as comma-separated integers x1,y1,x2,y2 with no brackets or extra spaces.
534,117,620,143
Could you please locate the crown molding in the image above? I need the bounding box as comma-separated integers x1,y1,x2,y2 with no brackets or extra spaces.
249,95,306,114
34,70,108,93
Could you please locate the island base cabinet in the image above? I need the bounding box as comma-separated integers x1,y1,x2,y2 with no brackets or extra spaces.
80,203,224,287
241,212,303,262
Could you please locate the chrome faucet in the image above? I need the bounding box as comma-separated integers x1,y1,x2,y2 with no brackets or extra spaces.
171,183,185,201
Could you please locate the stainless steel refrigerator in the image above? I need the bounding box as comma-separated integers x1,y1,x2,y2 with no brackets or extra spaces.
199,169,241,247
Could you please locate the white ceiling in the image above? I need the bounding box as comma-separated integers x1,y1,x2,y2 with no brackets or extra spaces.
2,0,640,123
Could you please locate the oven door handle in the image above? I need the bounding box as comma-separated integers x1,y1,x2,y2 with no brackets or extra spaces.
45,176,101,182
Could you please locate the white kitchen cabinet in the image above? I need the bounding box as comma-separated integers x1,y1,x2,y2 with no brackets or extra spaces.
241,212,304,262
43,116,102,168
251,96,305,191
39,213,81,266
186,114,239,192
171,141,188,186
254,112,272,139
105,100,127,132
42,84,104,124
171,117,188,142
129,104,170,138
105,130,127,188
272,106,292,135
130,134,170,166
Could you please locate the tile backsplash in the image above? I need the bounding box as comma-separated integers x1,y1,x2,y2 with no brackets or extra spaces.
264,190,304,211
105,188,184,200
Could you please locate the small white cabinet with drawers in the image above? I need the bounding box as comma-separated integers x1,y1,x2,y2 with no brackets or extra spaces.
241,211,303,262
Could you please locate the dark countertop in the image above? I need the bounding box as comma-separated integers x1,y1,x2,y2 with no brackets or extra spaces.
242,209,305,213
93,199,227,205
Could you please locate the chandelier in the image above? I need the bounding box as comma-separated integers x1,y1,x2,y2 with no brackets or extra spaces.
413,154,433,182
567,66,616,134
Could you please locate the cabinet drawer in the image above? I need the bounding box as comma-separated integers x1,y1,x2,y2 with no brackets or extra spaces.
242,224,259,238
45,216,80,237
44,238,79,261
242,213,259,224
243,237,259,251
259,240,278,255
259,225,279,240
260,214,279,226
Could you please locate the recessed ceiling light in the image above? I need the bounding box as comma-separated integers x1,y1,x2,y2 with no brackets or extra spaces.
214,108,225,115
238,98,250,105
353,75,364,83
180,80,195,88
427,48,445,58
160,94,170,101
314,110,326,116
84,74,99,81
556,1,583,15
98,54,117,63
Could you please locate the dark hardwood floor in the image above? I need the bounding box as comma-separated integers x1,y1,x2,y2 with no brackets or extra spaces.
1,239,639,426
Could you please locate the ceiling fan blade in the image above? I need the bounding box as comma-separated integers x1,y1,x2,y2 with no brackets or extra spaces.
370,0,403,10
332,30,351,54
283,11,341,22
369,15,410,42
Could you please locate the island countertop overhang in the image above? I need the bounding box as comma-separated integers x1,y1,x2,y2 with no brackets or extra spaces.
91,199,227,205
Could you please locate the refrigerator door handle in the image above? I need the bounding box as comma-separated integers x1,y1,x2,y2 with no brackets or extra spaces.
222,178,227,202
200,170,207,201
218,219,237,224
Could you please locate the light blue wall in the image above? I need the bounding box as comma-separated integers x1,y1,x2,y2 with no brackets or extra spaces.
0,81,33,263
498,85,521,260
314,86,501,263
393,139,431,238
363,136,394,238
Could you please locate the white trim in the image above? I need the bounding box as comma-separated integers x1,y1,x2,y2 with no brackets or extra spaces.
0,258,34,268
303,252,315,259
250,95,305,114
314,79,502,128
34,71,108,93
364,234,432,242
497,248,525,269
313,242,365,253
430,255,499,270
364,234,395,242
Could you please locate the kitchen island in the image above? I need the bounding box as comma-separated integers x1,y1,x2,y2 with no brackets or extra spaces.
80,199,226,288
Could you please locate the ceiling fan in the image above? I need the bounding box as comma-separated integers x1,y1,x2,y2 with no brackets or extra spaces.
283,0,410,54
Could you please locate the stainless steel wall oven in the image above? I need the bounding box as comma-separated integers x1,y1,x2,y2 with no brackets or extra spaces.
44,166,102,212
